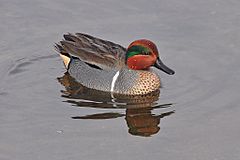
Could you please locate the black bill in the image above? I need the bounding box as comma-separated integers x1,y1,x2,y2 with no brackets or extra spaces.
154,57,175,75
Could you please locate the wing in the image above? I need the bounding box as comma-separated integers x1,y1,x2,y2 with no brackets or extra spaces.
59,33,127,69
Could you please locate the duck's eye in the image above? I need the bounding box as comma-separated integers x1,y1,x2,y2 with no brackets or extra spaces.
142,51,149,55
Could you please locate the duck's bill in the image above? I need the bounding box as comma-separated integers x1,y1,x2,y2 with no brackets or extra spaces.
154,57,175,75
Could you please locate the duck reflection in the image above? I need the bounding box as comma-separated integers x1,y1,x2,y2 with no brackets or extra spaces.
58,72,174,137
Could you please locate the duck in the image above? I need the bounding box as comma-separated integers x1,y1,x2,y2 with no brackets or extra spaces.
55,33,174,96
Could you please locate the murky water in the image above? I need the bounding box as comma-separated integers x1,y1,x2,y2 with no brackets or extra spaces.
1,0,240,159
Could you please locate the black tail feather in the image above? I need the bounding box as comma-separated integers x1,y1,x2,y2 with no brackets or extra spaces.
54,43,71,58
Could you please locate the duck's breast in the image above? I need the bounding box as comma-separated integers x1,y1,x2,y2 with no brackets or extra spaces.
114,69,160,95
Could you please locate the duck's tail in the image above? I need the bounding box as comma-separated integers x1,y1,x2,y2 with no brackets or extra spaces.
54,43,71,69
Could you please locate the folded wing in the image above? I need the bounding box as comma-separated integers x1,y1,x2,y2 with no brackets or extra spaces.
58,33,126,70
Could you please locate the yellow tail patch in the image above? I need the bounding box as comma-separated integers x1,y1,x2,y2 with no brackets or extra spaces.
60,54,70,69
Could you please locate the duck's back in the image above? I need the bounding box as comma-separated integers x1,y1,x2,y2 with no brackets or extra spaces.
59,33,126,70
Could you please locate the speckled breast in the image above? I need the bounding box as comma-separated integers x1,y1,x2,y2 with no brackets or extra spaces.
68,59,160,95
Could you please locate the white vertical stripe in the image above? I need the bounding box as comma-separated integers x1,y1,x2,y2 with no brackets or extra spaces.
110,71,120,99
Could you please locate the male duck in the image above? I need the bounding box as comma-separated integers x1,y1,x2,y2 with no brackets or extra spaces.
55,33,174,95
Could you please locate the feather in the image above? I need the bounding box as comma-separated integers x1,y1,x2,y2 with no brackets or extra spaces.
58,33,126,70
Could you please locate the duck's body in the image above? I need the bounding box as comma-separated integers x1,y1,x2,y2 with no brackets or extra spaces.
55,33,174,95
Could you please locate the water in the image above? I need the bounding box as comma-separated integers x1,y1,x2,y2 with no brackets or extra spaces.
0,0,240,159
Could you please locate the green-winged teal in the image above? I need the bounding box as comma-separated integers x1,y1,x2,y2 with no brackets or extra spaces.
55,33,174,95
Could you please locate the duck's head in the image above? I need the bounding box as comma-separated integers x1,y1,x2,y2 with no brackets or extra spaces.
126,39,175,75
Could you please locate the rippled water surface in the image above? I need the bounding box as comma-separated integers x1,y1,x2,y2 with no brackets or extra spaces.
1,0,240,159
